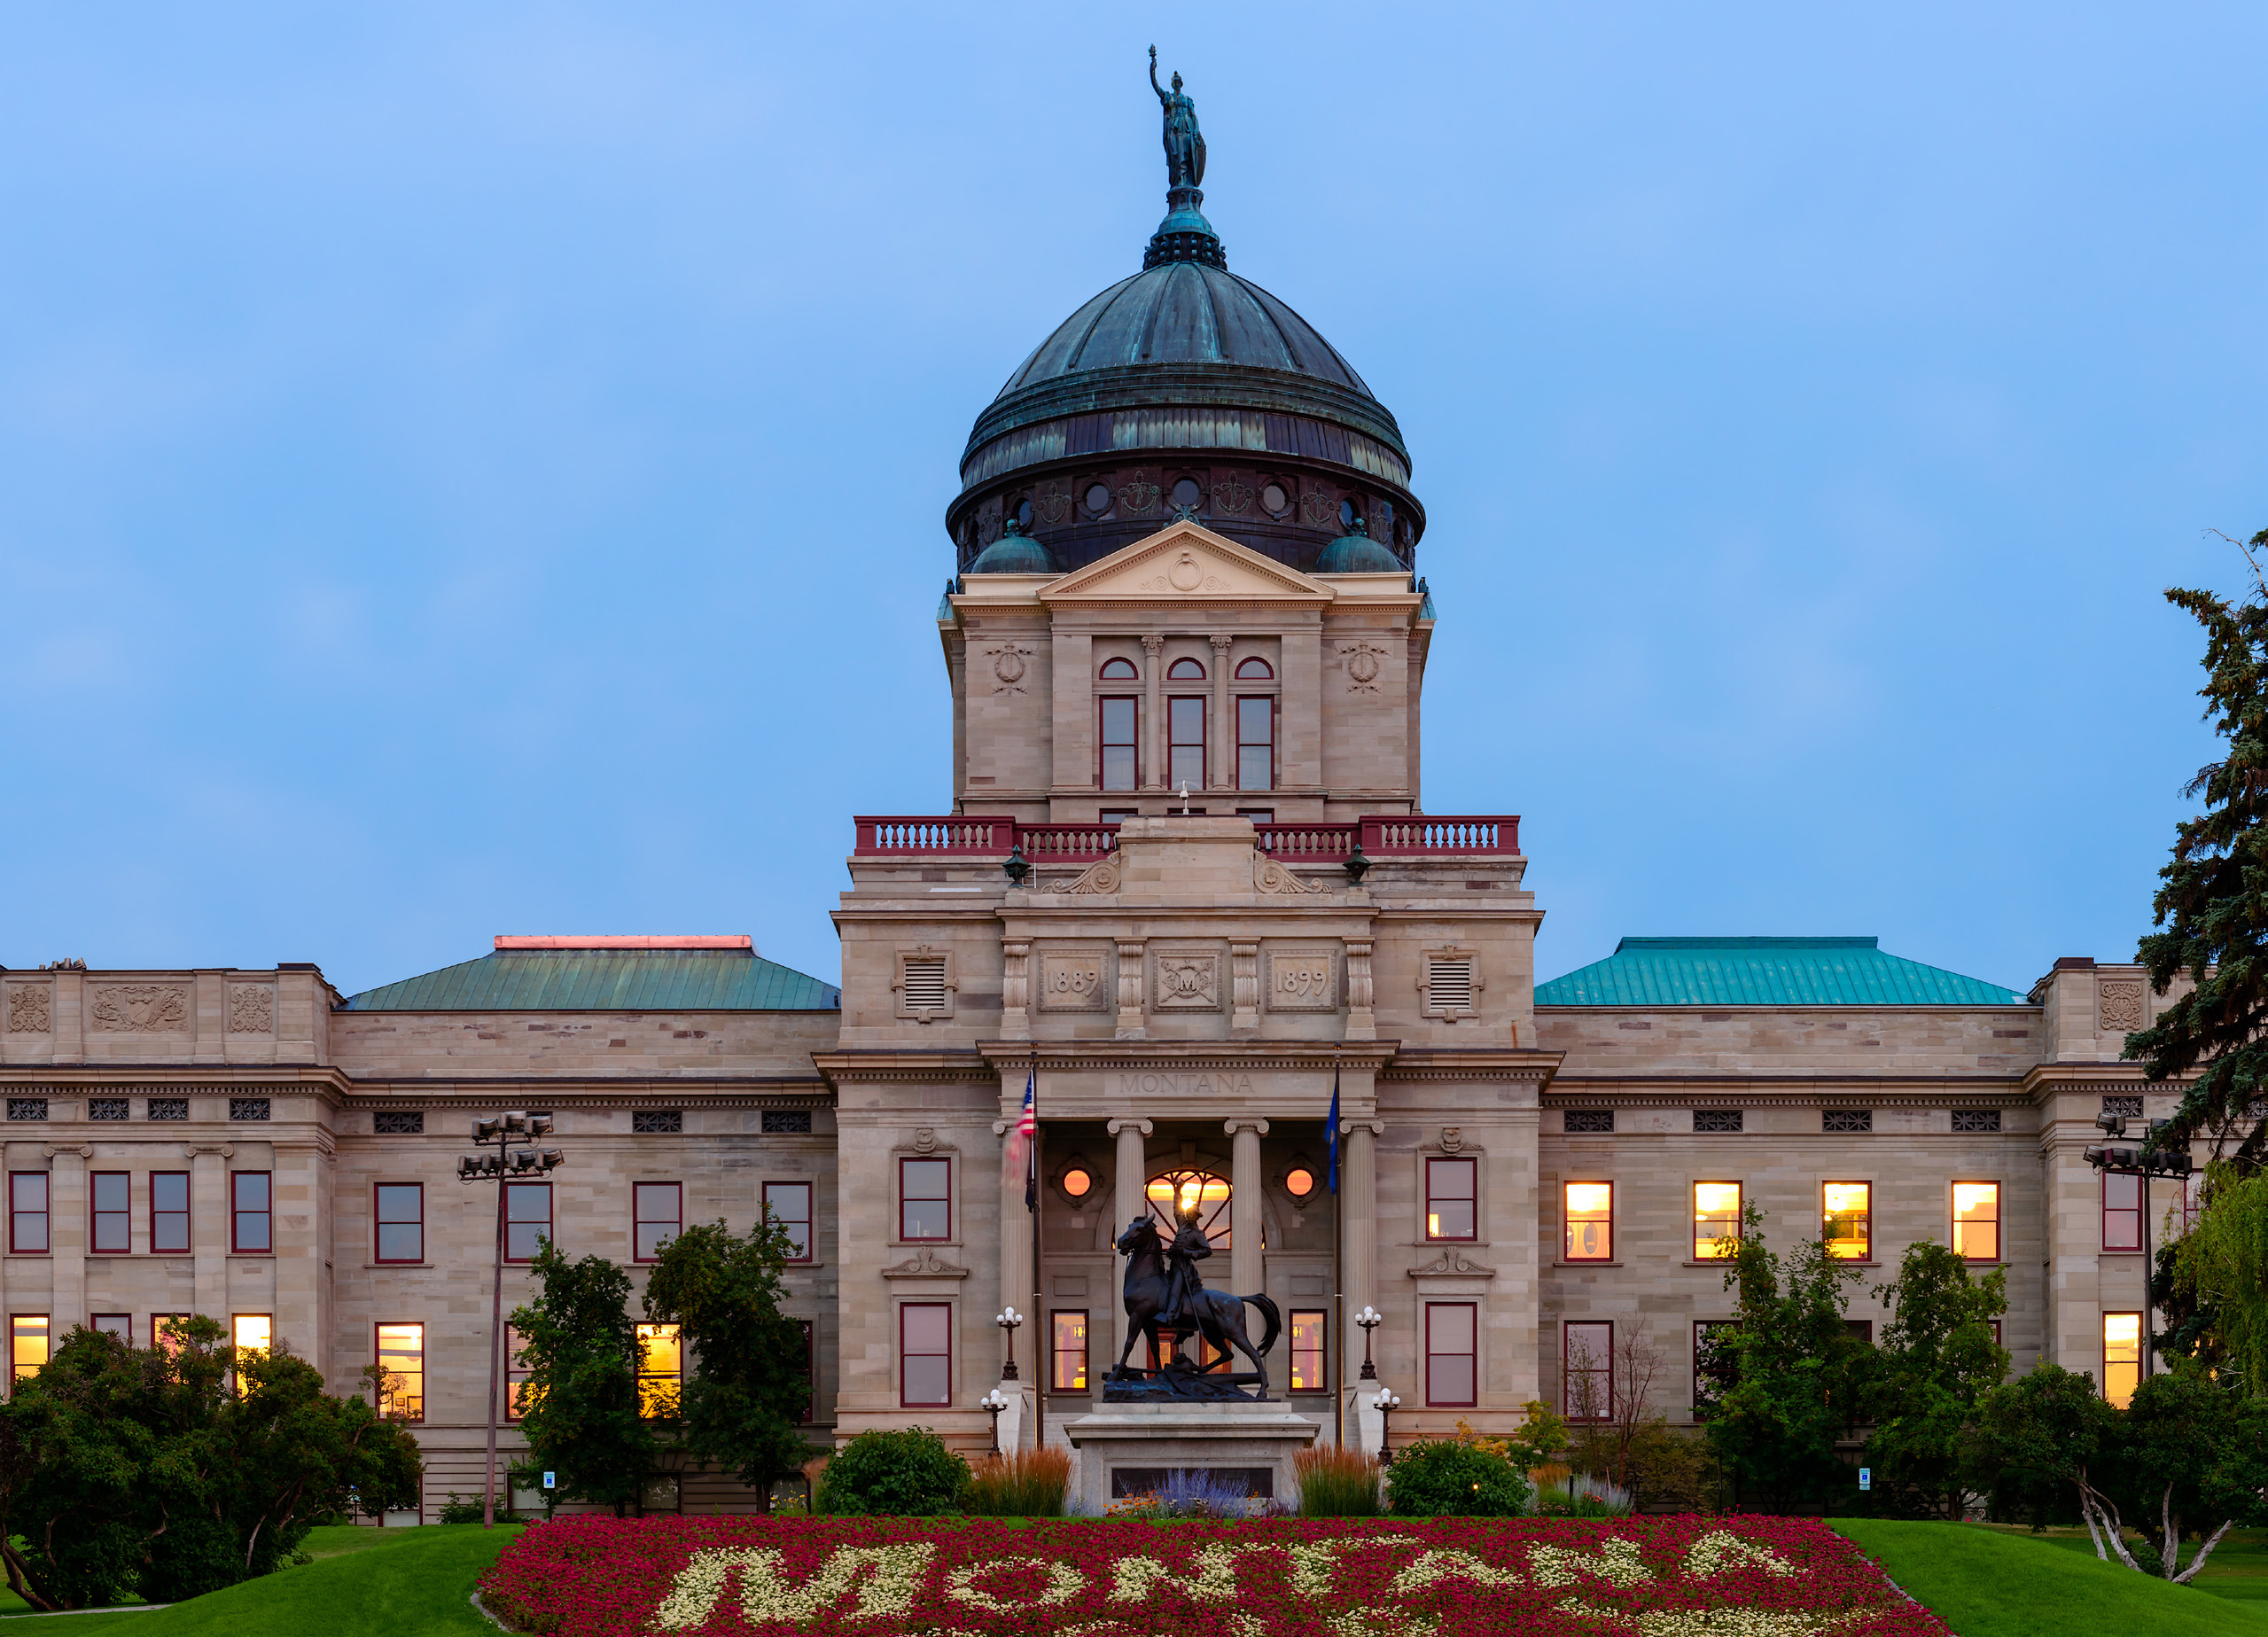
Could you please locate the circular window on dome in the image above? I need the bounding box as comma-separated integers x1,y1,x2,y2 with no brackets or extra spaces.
1167,658,1205,680
1339,497,1360,530
1059,1163,1095,1201
1283,1165,1316,1200
1085,483,1113,516
1016,498,1034,531
1261,482,1289,516
1172,477,1203,513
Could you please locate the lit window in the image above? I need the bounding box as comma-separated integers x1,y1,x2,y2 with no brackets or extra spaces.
2102,1172,2141,1251
1565,1321,1613,1420
1099,657,1138,680
1823,1181,1871,1260
377,1322,424,1422
1283,1165,1316,1200
151,1172,191,1254
11,1316,48,1385
1099,698,1138,791
9,1173,48,1255
374,1183,423,1264
505,1324,535,1421
1058,1165,1095,1202
1052,1310,1087,1392
230,1172,272,1255
1235,657,1273,680
636,1322,681,1418
633,1182,681,1262
1424,1302,1477,1407
1145,1169,1232,1248
152,1314,191,1353
764,1181,814,1261
1564,1181,1612,1261
900,1159,951,1241
1693,1320,1735,1416
2103,1312,2140,1407
91,1313,131,1340
1290,1309,1328,1392
505,1181,552,1262
232,1313,272,1361
1168,697,1206,790
900,1303,951,1407
1235,696,1274,791
1953,1181,1999,1262
1167,657,1205,680
1426,1157,1477,1241
1694,1181,1742,1259
90,1172,129,1254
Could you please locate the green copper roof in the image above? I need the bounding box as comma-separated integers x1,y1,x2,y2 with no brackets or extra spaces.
1534,937,2025,1008
344,949,840,1012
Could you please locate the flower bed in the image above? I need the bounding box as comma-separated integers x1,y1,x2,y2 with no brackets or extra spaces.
479,1515,1949,1637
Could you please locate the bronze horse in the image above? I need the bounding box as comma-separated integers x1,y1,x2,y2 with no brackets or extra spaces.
1107,1216,1281,1392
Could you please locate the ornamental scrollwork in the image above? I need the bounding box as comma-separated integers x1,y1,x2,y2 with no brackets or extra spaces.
89,985,189,1033
228,985,274,1034
4,986,50,1034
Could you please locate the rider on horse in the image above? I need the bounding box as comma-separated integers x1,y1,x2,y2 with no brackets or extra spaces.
1152,1196,1214,1336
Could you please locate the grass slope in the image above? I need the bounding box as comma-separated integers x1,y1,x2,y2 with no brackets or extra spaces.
1833,1519,2268,1637
1,1524,522,1635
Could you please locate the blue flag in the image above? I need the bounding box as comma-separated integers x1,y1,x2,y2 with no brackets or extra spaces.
1326,1066,1341,1195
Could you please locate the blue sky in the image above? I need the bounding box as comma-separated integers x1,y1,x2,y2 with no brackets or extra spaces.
1,4,2261,998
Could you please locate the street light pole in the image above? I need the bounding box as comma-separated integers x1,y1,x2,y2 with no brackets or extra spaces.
2085,1111,2190,1391
459,1111,564,1529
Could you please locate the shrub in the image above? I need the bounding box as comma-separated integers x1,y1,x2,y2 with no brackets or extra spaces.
1296,1445,1383,1516
812,1428,970,1516
965,1446,1072,1516
1386,1433,1531,1517
437,1493,487,1524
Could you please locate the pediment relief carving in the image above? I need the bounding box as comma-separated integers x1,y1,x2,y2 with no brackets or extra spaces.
1254,850,1328,895
881,1247,972,1280
1409,1248,1497,1278
1040,521,1333,605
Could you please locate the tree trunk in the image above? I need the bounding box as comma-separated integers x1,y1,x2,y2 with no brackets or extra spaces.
2172,1517,2237,1585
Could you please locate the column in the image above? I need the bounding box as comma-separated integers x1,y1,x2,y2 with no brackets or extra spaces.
47,1146,85,1333
1209,635,1233,793
1108,1118,1152,1368
1141,635,1164,791
1225,1119,1269,1296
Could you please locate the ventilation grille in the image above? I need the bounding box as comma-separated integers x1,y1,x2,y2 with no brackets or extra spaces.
1694,1110,1744,1134
1563,1110,1613,1134
762,1110,814,1134
2102,1095,2143,1119
1427,959,1475,1012
88,1097,129,1122
374,1111,425,1135
1952,1110,2001,1134
147,1097,189,1122
901,958,948,1013
1821,1109,1872,1134
230,1097,271,1123
6,1098,46,1122
633,1110,683,1134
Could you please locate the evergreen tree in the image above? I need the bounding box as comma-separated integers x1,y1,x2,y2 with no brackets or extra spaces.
510,1243,656,1516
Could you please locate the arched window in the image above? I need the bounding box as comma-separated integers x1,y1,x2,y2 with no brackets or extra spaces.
1235,657,1273,680
1146,1168,1234,1249
1167,658,1205,680
1099,658,1138,680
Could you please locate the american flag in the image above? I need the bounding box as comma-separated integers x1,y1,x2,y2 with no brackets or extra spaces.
1006,1064,1037,1212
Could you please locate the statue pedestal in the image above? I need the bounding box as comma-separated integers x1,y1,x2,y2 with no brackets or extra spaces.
1061,1399,1321,1515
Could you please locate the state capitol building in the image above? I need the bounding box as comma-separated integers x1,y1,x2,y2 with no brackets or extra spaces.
0,99,2183,1516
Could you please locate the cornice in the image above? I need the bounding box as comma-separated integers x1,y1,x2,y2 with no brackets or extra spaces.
1379,1048,1562,1084
345,1088,830,1112
2019,1062,2184,1096
813,1050,996,1085
975,1040,1400,1074
0,1067,352,1099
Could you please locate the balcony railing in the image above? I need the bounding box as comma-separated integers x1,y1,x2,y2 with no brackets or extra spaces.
852,814,1519,861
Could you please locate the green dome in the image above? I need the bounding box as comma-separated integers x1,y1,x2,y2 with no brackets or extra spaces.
967,518,1057,574
1314,517,1402,573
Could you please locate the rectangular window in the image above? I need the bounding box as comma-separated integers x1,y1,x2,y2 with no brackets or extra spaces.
505,1181,553,1263
764,1181,814,1261
636,1322,682,1418
376,1322,425,1422
2102,1172,2141,1251
900,1158,951,1241
91,1313,131,1340
504,1323,535,1422
11,1316,48,1385
1052,1309,1087,1392
1424,1302,1477,1407
1953,1181,2000,1262
232,1313,272,1358
900,1303,951,1407
374,1183,423,1264
1563,1181,1612,1261
2104,1312,2140,1407
1099,698,1138,791
90,1172,129,1254
1823,1181,1871,1260
230,1172,272,1254
152,1313,191,1353
1426,1156,1477,1241
1290,1309,1329,1392
1846,1319,1874,1345
633,1182,681,1262
1167,696,1205,790
1565,1321,1613,1421
1694,1320,1735,1416
151,1171,190,1254
1235,696,1275,791
1694,1181,1742,1259
9,1173,48,1255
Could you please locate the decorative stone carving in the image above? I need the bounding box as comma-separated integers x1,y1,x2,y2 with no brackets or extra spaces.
2099,980,2146,1033
228,985,274,1034
1212,476,1251,514
1439,1126,1463,1152
1409,1248,1497,1278
1338,642,1387,692
1000,940,1031,1036
912,1127,938,1153
1117,472,1160,515
89,984,188,1033
986,643,1033,694
1152,952,1220,1011
1038,948,1110,1011
1265,948,1338,1010
1254,851,1326,895
1230,940,1259,1030
1300,490,1335,526
4,986,50,1034
881,1247,971,1279
1140,550,1229,596
1116,940,1147,1036
1345,939,1376,1014
1035,479,1072,526
1064,855,1122,895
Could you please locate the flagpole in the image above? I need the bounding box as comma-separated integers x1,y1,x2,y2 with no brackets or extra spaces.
1030,1050,1043,1454
1330,1053,1343,1451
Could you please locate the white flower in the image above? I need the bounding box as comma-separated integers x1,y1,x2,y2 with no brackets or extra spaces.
1529,1540,1652,1590
944,1555,1085,1611
1290,1534,1424,1597
651,1541,935,1630
1682,1532,1798,1581
1390,1549,1523,1594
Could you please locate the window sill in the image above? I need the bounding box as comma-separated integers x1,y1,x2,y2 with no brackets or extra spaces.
368,1261,433,1269
1555,1260,1622,1268
227,1253,275,1262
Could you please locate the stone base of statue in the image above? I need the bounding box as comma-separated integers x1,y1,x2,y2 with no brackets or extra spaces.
1102,1356,1266,1403
1062,1399,1321,1514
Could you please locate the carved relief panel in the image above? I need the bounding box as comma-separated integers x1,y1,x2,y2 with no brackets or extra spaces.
228,985,275,1034
1150,947,1223,1013
4,985,51,1034
89,985,189,1033
1038,946,1111,1012
2098,980,2146,1033
1265,947,1340,1012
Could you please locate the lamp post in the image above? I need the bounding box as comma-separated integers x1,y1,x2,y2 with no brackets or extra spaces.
458,1111,565,1529
995,1307,1024,1381
2084,1110,2192,1386
1353,1306,1383,1381
1373,1387,1400,1466
980,1387,1010,1455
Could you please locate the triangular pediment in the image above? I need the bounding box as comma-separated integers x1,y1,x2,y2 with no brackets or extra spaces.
1040,521,1334,606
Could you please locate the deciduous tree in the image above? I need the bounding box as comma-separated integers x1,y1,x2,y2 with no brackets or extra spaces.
1862,1241,2009,1519
510,1243,656,1516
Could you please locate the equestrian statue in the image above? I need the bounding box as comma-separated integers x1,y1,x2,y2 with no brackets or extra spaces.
1105,1197,1280,1399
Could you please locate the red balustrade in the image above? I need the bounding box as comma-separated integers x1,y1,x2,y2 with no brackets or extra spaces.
1361,815,1519,855
853,816,1017,855
853,814,1519,859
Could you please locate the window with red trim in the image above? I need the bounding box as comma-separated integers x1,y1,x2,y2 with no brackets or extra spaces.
8,1174,48,1256
1099,697,1138,791
1425,1157,1477,1241
151,1172,190,1254
1565,1321,1613,1420
1167,697,1205,790
633,1182,681,1262
376,1322,425,1422
152,1313,191,1353
900,1158,950,1240
764,1181,813,1261
90,1172,129,1254
230,1172,272,1254
90,1313,131,1340
900,1303,951,1407
505,1181,552,1262
1235,696,1275,791
1167,657,1205,680
1235,657,1273,679
373,1183,423,1264
1425,1302,1477,1407
2102,1172,2141,1251
1098,657,1138,680
505,1323,534,1421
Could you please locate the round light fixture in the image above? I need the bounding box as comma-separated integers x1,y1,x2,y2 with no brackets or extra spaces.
1061,1165,1094,1199
1284,1165,1315,1199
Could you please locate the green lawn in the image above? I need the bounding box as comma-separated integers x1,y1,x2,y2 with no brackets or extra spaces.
0,1524,522,1635
1833,1518,2268,1637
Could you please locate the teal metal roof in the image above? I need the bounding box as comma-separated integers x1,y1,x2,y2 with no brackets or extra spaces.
344,949,840,1012
1534,937,2025,1008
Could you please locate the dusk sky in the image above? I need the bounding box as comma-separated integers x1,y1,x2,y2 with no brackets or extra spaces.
2,4,2261,998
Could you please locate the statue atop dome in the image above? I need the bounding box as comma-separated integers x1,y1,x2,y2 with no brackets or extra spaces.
1150,46,1205,190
